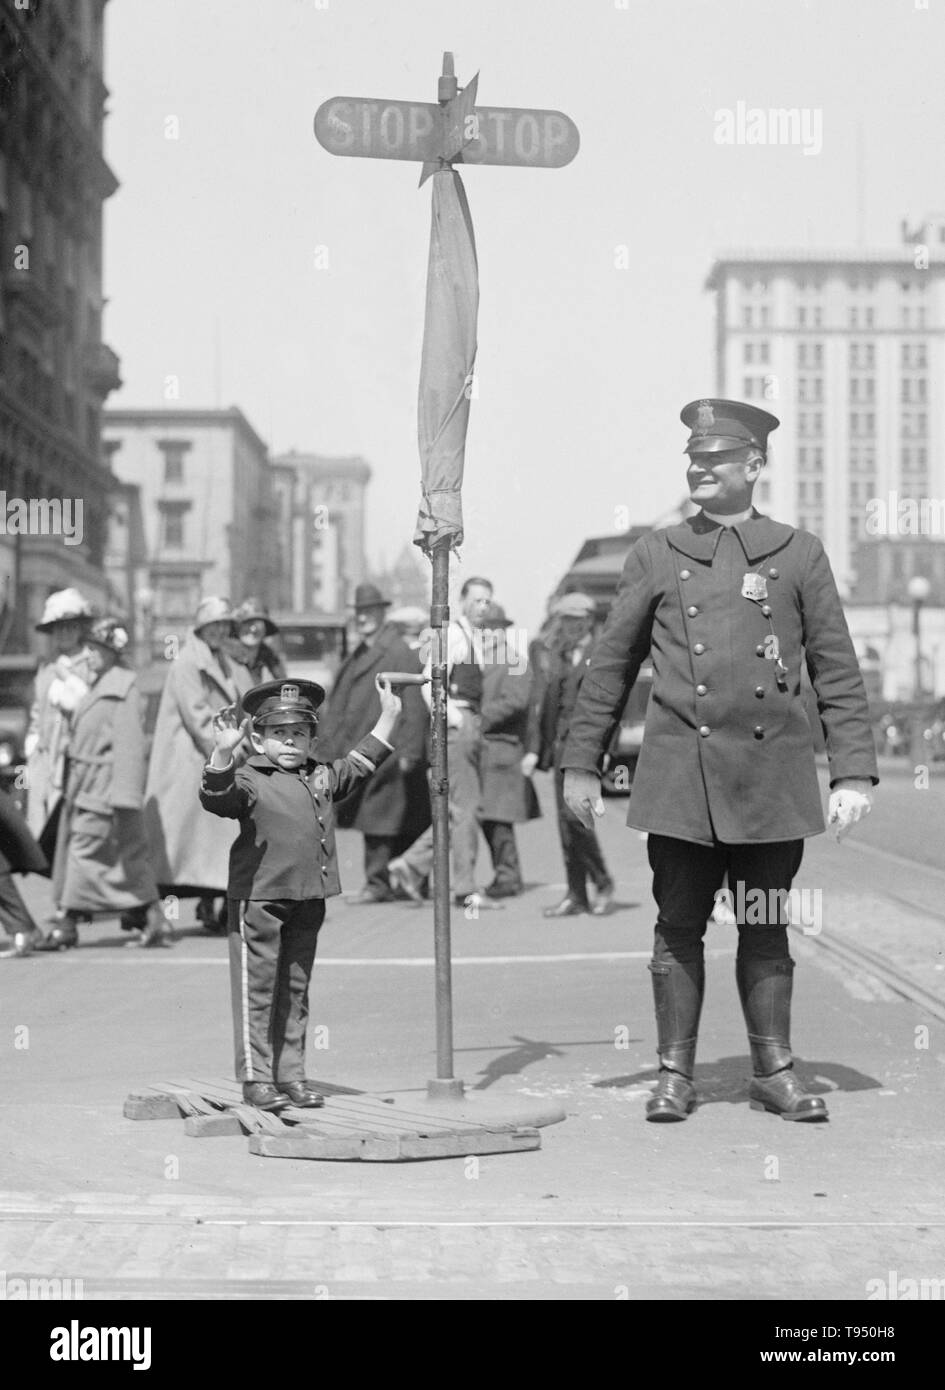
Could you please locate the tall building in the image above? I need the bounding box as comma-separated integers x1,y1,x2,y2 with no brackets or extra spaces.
104,407,277,656
0,0,122,648
706,216,945,596
269,451,371,613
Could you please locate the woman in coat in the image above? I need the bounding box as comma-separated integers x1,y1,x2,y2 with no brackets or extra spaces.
143,597,252,926
36,619,172,950
25,588,94,844
478,605,541,899
229,597,286,684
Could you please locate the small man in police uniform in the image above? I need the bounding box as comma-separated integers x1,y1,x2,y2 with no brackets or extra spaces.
200,675,401,1111
561,399,878,1123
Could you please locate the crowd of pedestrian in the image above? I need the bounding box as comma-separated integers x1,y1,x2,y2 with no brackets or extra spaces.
0,575,614,956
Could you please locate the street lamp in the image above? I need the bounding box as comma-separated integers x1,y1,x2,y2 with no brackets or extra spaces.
907,574,931,700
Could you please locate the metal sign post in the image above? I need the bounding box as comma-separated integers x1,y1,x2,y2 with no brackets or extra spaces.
314,55,579,1104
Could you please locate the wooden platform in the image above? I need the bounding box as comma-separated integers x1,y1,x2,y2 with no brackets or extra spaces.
123,1077,542,1161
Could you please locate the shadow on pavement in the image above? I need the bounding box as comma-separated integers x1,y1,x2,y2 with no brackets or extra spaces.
464,1034,642,1090
594,1055,883,1105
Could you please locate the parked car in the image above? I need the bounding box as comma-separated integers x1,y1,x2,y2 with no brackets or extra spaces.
0,653,39,812
269,612,350,693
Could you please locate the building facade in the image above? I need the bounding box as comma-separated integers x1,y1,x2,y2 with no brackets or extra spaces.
0,0,122,649
104,408,277,656
269,450,371,614
707,215,945,697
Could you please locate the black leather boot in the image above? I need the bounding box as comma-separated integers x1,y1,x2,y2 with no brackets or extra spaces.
645,957,705,1122
736,956,828,1122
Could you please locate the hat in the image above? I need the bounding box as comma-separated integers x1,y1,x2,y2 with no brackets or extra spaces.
349,583,391,611
241,678,326,729
35,588,92,632
680,398,780,455
193,596,234,634
553,592,596,618
232,597,278,636
87,617,131,656
482,601,513,628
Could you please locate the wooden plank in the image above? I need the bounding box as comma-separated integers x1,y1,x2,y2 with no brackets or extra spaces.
249,1126,541,1162
249,1132,369,1161
182,1113,244,1138
156,1082,220,1116
123,1092,184,1121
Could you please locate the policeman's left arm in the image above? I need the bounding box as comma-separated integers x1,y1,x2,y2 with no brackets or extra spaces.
800,537,878,836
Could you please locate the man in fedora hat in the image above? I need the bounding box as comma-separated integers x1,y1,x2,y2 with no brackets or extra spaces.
317,584,429,903
561,399,876,1124
534,592,615,917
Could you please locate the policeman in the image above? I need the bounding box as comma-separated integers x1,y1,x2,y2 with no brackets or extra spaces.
200,675,400,1110
561,399,877,1123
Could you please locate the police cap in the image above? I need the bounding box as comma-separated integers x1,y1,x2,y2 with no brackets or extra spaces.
241,678,325,728
681,398,780,455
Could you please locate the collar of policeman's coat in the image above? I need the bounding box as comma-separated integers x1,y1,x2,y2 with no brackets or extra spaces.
664,509,795,563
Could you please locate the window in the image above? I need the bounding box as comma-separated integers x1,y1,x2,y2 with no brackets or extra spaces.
157,438,191,483
797,307,807,327
158,500,191,549
759,342,770,364
865,308,874,327
742,307,753,327
743,377,754,399
744,343,755,364
849,308,858,328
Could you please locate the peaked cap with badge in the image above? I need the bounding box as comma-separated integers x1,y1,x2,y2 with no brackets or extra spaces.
681,398,780,455
241,678,326,728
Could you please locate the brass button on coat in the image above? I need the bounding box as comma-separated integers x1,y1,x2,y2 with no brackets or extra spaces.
755,645,765,656
755,686,765,698
769,567,779,578
699,725,711,737
761,604,772,617
687,605,699,617
696,684,708,696
693,643,706,654
753,726,765,739
679,569,692,580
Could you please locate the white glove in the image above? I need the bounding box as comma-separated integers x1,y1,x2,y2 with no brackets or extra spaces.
828,784,872,841
563,769,604,829
520,752,539,777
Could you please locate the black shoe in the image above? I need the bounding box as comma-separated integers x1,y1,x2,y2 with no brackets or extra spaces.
749,1068,829,1122
11,928,44,957
454,892,505,911
542,896,588,918
646,1068,696,1122
241,1082,291,1112
278,1081,326,1108
484,882,522,899
33,919,80,951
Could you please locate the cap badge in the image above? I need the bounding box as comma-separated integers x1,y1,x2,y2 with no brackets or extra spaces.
696,401,715,430
280,683,300,702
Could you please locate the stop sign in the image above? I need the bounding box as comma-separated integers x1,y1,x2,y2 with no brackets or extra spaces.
314,97,579,168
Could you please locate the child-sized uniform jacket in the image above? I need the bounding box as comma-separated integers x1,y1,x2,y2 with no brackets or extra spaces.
199,733,391,900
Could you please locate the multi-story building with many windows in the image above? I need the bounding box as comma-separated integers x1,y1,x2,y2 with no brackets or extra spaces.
707,217,945,696
0,0,122,648
706,216,945,595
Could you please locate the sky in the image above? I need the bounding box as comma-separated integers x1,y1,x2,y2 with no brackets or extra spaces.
103,0,945,634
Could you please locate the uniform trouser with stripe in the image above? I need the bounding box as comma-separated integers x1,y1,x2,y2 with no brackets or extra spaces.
227,898,326,1084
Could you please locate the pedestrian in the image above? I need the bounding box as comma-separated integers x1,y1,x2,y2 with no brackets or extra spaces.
388,575,500,910
143,597,253,931
477,602,541,899
316,584,429,903
0,786,48,956
535,592,615,918
199,674,402,1110
230,598,286,684
562,398,877,1123
35,619,172,951
24,589,94,845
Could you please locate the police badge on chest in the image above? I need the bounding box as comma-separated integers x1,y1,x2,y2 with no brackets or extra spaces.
741,572,768,602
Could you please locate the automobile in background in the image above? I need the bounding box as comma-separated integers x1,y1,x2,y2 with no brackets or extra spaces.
0,653,39,811
270,612,350,694
602,662,652,795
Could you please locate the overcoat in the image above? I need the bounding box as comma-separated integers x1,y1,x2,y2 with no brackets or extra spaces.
561,512,878,845
480,663,541,824
143,635,253,891
317,622,429,838
52,664,159,912
199,733,392,899
24,654,93,839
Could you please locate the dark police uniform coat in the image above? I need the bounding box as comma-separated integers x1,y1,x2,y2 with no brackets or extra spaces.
199,732,392,898
480,663,541,824
561,512,878,845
